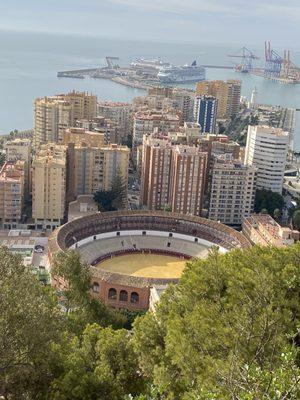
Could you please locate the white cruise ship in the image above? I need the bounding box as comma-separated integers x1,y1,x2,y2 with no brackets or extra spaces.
157,61,206,83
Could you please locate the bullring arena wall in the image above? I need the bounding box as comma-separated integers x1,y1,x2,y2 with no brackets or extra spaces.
48,211,251,310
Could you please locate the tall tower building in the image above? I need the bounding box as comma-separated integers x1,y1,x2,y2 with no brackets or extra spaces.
34,92,97,149
170,146,207,216
194,95,218,134
34,97,73,149
209,156,257,225
141,134,207,216
244,125,289,194
32,144,67,230
0,161,25,229
196,80,241,119
141,136,173,210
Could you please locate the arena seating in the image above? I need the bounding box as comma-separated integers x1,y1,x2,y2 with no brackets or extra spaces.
78,235,210,266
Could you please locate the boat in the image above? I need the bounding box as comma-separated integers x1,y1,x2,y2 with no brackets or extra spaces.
157,61,206,83
131,58,170,70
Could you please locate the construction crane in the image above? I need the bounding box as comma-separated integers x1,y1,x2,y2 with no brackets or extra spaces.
264,42,300,82
228,47,259,73
105,57,119,69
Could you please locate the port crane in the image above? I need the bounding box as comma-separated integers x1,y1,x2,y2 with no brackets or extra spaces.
264,42,300,82
228,47,259,73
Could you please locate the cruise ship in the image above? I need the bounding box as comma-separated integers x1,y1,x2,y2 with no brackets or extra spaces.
157,61,206,83
131,58,170,70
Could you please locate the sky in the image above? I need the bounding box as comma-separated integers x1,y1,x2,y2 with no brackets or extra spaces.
0,0,299,46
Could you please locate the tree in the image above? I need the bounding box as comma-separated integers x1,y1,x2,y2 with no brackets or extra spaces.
111,168,127,210
94,189,117,212
52,251,126,333
254,189,285,215
50,324,146,400
292,209,300,230
93,169,127,212
0,247,64,399
133,245,300,399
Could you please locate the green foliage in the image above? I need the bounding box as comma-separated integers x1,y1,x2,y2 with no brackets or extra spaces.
94,169,127,211
0,152,5,166
254,189,285,215
0,247,64,399
52,251,126,333
292,209,300,230
111,168,127,210
94,189,117,212
50,324,146,400
133,245,300,399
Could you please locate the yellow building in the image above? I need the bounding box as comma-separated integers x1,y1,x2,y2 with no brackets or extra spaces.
32,144,67,230
34,91,97,149
5,138,31,200
68,142,130,198
63,127,105,148
0,161,25,229
196,80,241,119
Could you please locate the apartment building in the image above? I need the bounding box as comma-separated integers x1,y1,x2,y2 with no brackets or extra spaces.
196,80,241,119
244,125,289,194
68,142,130,198
170,146,207,215
141,134,207,216
5,138,31,200
98,101,132,143
133,111,180,146
209,156,257,225
32,144,67,230
0,161,25,229
76,116,118,144
194,95,218,134
242,214,299,247
63,127,105,148
34,91,97,149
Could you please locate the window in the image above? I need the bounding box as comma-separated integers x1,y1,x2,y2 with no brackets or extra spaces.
108,288,117,300
119,290,128,302
92,282,100,293
169,233,173,238
131,292,139,304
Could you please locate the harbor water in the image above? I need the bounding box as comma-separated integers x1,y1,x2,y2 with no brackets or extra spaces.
1,30,300,149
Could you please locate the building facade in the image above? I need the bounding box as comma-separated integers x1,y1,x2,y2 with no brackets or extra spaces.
209,157,257,225
32,144,67,230
5,138,31,201
141,134,207,216
242,214,299,246
196,80,241,119
0,161,25,229
133,111,180,146
34,92,97,149
194,95,218,134
244,125,289,194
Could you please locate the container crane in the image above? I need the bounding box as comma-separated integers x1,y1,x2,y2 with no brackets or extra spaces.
228,47,259,73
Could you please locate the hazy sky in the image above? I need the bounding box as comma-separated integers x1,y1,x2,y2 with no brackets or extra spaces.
0,0,299,46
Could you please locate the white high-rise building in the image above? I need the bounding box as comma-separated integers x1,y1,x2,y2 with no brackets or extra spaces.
244,125,289,194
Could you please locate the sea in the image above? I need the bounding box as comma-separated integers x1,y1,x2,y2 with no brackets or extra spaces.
1,30,300,149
